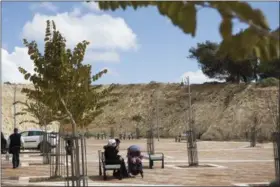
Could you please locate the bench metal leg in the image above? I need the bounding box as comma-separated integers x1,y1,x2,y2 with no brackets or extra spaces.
162,158,164,168
103,169,107,180
99,164,102,176
149,160,153,169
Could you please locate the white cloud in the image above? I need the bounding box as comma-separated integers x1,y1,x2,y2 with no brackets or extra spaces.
2,43,8,50
82,2,100,12
1,47,120,84
180,70,223,84
3,6,137,83
2,47,34,83
21,12,138,51
85,51,120,63
30,2,58,12
70,7,82,17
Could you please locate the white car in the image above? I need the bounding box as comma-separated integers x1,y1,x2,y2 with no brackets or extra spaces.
19,129,58,153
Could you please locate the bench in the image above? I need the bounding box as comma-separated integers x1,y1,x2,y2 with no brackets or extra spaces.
143,152,164,169
98,150,122,180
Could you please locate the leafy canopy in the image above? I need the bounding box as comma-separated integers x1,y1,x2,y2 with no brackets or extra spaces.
13,99,62,126
93,1,279,62
189,40,280,82
19,20,117,130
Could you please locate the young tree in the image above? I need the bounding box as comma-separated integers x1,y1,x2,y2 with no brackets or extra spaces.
18,20,117,184
247,111,262,147
266,92,279,132
131,114,143,139
106,116,116,138
94,1,279,62
13,100,62,129
13,98,64,164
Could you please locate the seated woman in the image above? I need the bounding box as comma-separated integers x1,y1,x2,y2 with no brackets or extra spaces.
127,145,143,178
103,139,129,178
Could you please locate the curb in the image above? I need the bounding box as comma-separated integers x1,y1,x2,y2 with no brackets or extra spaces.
233,182,270,186
2,176,183,186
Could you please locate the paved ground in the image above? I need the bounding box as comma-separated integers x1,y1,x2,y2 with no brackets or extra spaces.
1,139,275,186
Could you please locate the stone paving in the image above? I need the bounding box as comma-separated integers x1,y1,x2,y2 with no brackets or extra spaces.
1,139,275,186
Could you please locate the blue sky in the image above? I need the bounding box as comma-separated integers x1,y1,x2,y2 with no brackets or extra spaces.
2,2,279,84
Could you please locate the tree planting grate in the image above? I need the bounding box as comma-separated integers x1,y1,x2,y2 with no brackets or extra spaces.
175,164,214,168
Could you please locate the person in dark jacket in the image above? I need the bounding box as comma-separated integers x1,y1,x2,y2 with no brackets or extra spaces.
8,128,24,169
1,132,7,154
103,139,128,178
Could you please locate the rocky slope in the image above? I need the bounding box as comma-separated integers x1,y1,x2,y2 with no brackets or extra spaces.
1,82,278,141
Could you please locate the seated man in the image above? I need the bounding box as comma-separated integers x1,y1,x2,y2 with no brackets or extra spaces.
103,139,128,178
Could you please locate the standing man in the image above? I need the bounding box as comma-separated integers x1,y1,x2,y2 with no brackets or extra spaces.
8,128,24,169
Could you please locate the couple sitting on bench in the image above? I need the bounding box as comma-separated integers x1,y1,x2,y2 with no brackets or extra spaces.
103,139,143,178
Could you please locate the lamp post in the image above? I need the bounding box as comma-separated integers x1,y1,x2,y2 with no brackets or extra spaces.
13,84,17,129
156,91,160,141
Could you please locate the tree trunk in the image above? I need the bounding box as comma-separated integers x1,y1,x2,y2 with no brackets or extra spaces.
250,126,257,147
136,124,140,139
43,122,50,164
54,127,61,177
276,76,280,133
60,96,81,186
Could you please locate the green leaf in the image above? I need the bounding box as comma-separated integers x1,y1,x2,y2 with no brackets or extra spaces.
269,39,280,60
231,2,254,21
252,9,270,30
167,2,182,18
219,18,232,40
253,46,261,58
130,1,139,10
157,1,169,16
119,1,128,10
177,2,197,37
259,45,270,62
18,67,27,74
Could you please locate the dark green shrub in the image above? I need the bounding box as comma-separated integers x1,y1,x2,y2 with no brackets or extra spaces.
257,77,279,87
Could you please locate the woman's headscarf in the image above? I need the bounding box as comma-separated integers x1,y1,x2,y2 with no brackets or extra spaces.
107,139,116,147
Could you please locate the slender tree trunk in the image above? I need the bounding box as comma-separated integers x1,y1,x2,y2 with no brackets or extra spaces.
278,76,280,132
54,127,61,177
60,97,81,186
43,122,50,164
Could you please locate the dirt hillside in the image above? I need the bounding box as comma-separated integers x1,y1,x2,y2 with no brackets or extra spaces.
1,83,278,141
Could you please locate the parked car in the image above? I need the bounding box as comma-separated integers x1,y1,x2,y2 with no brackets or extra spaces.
19,129,58,153
1,132,7,154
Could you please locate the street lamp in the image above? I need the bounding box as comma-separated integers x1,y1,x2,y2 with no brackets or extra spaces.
13,84,17,129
